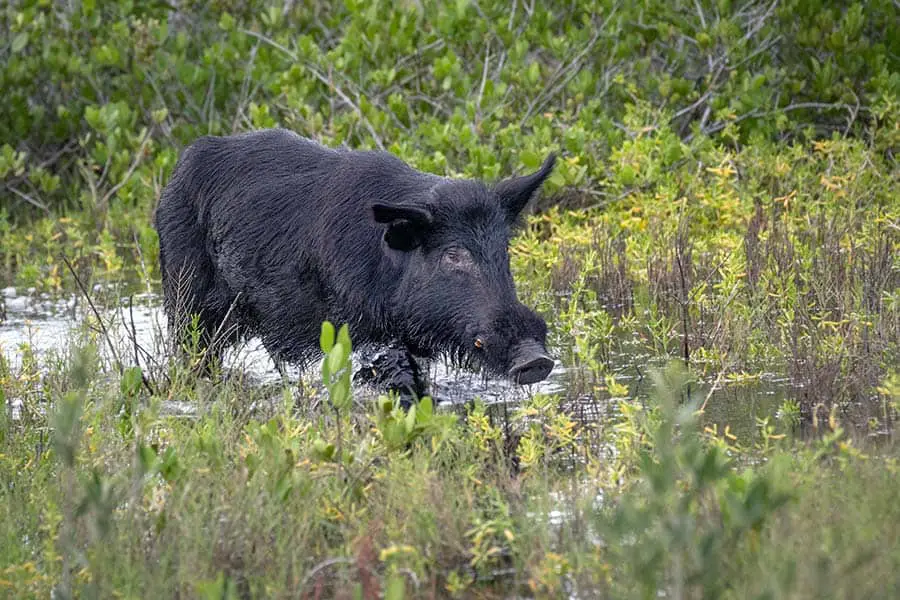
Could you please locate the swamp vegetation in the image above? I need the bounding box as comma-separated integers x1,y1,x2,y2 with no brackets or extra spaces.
1,1,899,598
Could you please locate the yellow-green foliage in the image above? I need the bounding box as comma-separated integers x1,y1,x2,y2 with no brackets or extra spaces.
2,339,899,598
2,0,898,288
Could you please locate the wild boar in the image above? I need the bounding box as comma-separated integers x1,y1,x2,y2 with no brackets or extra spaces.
154,128,556,399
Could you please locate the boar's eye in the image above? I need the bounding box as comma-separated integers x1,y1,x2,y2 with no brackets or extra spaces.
441,246,476,273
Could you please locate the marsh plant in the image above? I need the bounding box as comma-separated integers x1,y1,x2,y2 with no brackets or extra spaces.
2,321,899,598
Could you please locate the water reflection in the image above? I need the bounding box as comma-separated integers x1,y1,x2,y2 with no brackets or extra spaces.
1,287,793,437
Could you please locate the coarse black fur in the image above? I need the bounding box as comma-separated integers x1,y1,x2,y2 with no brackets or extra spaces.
153,128,556,396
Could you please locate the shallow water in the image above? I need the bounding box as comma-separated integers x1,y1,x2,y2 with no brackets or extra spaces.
0,287,567,399
1,287,791,437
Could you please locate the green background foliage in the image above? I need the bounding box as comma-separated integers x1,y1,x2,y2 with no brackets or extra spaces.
2,0,898,278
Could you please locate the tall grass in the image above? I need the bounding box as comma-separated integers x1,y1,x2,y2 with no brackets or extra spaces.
2,323,898,598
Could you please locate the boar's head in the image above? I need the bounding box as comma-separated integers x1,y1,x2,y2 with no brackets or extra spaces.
371,154,557,385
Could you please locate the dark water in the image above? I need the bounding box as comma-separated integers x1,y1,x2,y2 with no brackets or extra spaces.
1,286,794,439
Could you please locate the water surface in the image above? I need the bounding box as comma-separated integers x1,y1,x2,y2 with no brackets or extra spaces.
2,286,793,438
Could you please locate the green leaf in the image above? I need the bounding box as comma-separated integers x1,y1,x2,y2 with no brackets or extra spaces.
218,12,235,31
379,395,395,414
404,404,417,434
385,575,406,600
313,438,336,461
331,334,351,370
339,369,352,393
321,360,331,387
11,32,28,54
319,321,335,353
328,342,346,376
337,323,352,354
275,472,292,502
383,421,406,448
330,384,349,410
151,108,169,124
159,447,182,482
120,366,143,397
417,396,433,421
548,169,566,187
520,149,542,169
138,443,157,474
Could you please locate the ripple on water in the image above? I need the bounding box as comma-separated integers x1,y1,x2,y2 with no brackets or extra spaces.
2,290,809,436
1,291,569,409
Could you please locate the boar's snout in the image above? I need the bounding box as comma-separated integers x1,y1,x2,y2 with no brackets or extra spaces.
507,339,554,385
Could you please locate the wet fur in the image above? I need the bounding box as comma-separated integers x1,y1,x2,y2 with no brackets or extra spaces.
153,128,555,383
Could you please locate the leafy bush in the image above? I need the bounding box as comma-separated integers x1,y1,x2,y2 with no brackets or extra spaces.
3,326,897,598
2,0,897,223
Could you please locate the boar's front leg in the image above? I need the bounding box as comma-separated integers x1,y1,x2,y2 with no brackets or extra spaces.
353,340,428,407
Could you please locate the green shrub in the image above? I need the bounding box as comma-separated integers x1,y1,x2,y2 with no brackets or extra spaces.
2,0,897,225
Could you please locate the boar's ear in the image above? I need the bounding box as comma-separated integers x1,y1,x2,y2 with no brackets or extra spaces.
493,153,557,223
371,202,434,251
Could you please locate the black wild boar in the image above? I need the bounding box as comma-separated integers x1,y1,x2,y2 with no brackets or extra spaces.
153,128,556,399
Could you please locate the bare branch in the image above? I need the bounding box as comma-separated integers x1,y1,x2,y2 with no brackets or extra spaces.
740,0,780,45
5,185,50,214
519,7,618,126
673,63,728,121
101,128,153,208
240,28,385,150
476,43,491,114
695,101,871,139
62,255,123,376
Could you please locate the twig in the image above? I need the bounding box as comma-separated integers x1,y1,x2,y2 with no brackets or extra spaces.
699,368,726,413
131,229,154,298
2,140,78,190
127,296,157,395
201,292,243,374
396,568,421,591
5,185,49,213
740,0,779,45
202,69,217,131
128,297,142,370
297,558,360,595
519,11,615,126
101,128,153,208
137,66,178,147
674,217,691,367
673,62,728,136
61,255,123,375
240,28,385,150
470,0,507,48
95,152,113,192
395,40,446,72
780,101,871,114
730,34,781,71
699,101,873,139
232,42,260,133
696,109,762,138
476,43,491,113
318,68,385,150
